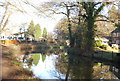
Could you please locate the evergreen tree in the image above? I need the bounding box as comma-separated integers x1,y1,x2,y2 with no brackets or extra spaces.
34,24,41,38
27,20,35,37
42,27,47,38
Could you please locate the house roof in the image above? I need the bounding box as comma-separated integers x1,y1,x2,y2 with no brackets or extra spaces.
111,28,120,33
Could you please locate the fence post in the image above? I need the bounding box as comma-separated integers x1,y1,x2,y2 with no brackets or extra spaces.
112,51,113,61
101,51,103,59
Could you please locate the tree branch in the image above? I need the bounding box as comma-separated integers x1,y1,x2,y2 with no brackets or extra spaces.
47,9,67,16
23,0,43,13
0,3,8,28
2,13,11,31
95,20,110,22
98,15,115,23
8,2,27,13
94,2,112,18
93,2,102,7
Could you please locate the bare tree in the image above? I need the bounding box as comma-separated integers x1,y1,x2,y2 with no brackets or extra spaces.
0,0,29,33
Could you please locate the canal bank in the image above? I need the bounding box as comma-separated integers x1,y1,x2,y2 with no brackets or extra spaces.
1,44,35,79
1,42,120,80
1,41,67,80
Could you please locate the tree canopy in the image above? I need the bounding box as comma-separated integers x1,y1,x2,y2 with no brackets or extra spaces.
34,24,42,38
27,21,42,38
42,27,47,38
27,20,35,37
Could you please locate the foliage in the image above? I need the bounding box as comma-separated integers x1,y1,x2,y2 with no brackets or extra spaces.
60,46,64,50
54,2,112,51
54,18,73,40
27,20,35,37
42,27,47,38
12,61,22,66
115,24,120,28
108,5,120,29
95,40,102,47
100,45,108,50
42,55,46,62
108,5,118,24
34,24,42,38
27,21,42,38
80,2,112,51
31,53,40,66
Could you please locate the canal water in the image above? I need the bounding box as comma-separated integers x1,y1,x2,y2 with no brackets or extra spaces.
22,51,120,80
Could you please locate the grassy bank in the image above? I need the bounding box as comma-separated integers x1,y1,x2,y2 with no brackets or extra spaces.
93,47,119,61
1,40,67,79
1,44,38,79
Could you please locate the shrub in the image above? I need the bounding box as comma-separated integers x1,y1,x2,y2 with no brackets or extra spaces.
95,40,102,47
112,44,119,50
100,45,108,50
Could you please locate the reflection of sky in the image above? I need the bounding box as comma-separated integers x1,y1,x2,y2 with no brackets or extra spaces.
30,54,66,79
22,53,120,80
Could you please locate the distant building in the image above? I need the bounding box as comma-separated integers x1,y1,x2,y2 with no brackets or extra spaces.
35,37,46,42
26,35,34,41
0,30,12,40
111,28,120,45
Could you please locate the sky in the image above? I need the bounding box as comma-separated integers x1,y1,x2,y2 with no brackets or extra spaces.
0,0,118,35
8,11,62,33
0,0,64,34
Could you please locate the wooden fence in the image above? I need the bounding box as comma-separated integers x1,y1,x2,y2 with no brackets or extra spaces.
0,40,20,45
92,51,120,62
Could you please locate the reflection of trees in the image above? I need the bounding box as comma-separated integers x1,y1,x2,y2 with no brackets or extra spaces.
55,51,94,80
93,63,117,79
55,54,68,75
41,54,46,62
56,51,119,80
25,53,45,67
67,54,93,80
42,48,67,55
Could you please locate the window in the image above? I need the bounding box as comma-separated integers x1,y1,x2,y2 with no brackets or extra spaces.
112,40,116,44
117,32,120,37
112,33,116,37
116,40,119,44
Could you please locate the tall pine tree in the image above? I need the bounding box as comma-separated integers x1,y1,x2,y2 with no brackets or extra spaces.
27,20,35,37
34,24,41,38
42,27,47,38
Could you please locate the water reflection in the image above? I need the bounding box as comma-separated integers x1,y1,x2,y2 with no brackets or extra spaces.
67,54,93,80
23,50,119,80
30,54,66,79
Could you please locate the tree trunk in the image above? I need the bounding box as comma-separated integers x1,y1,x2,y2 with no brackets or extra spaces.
75,10,82,48
68,24,74,47
86,18,95,52
66,7,75,47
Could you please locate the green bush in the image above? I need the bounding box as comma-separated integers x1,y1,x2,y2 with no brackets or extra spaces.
100,45,108,50
95,40,102,47
60,46,64,49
